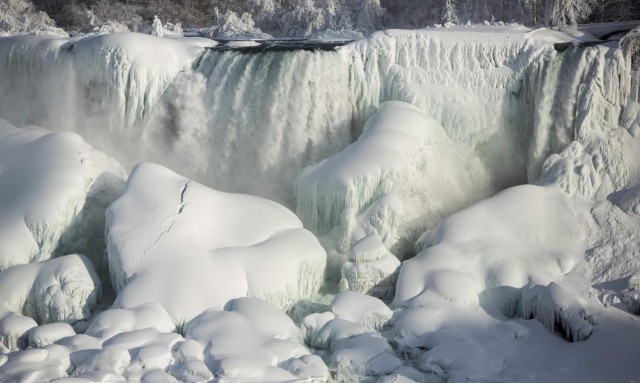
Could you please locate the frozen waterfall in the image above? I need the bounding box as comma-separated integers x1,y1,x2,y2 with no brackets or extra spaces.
0,30,632,214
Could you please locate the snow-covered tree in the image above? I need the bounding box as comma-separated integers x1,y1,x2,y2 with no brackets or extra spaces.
442,0,459,24
0,0,67,36
356,0,384,33
208,9,272,39
544,0,593,29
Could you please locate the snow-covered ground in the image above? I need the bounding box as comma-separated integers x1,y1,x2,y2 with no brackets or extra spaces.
0,23,639,382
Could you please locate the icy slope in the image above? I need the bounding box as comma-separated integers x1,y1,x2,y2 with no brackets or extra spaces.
0,120,126,270
106,162,326,324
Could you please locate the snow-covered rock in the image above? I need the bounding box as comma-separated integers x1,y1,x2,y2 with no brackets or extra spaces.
174,303,329,382
297,101,490,272
331,292,393,331
395,185,587,307
0,308,37,351
519,283,596,342
28,323,75,348
0,254,101,325
339,235,401,301
107,162,326,324
0,120,126,270
84,303,175,341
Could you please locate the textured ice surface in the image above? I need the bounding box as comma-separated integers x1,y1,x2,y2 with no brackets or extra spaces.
0,120,126,270
106,162,326,324
0,254,101,325
339,235,401,301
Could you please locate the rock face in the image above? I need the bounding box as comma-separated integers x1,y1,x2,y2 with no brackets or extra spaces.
0,119,126,271
106,162,327,324
0,254,101,325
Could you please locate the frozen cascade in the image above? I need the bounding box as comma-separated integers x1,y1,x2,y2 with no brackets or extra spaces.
0,30,631,212
0,34,354,207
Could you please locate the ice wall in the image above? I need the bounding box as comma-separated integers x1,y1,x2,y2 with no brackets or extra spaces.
0,34,353,206
0,29,633,211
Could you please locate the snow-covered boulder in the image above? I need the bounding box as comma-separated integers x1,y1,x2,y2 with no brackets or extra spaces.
106,162,326,324
0,120,126,271
519,283,596,342
0,254,101,325
0,306,37,351
296,101,490,278
395,185,587,307
28,323,75,348
84,303,175,341
172,303,329,382
339,235,400,301
331,292,393,332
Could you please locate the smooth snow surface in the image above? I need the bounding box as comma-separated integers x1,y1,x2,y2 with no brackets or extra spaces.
106,162,326,324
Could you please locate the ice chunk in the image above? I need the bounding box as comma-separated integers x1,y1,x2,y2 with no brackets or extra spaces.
0,254,101,324
339,235,401,301
331,292,393,331
520,283,596,342
0,312,37,351
623,290,640,315
107,162,326,324
0,120,126,270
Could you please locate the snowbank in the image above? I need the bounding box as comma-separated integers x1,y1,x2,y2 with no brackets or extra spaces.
106,162,326,324
0,120,126,270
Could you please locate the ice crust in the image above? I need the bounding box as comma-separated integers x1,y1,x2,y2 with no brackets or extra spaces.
106,162,326,324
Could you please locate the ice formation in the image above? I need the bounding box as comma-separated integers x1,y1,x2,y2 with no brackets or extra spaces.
0,119,126,270
0,254,101,325
106,162,326,324
0,23,640,382
339,235,401,301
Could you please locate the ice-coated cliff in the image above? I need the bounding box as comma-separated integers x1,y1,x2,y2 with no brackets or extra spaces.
0,120,126,271
106,162,326,325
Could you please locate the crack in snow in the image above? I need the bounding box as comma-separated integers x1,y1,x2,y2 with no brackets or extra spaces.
140,181,189,266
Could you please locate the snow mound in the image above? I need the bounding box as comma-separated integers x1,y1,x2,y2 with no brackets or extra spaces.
302,297,405,382
0,254,101,325
85,303,175,341
0,120,126,270
395,185,587,307
28,323,75,348
0,308,37,351
331,292,393,331
174,304,329,382
296,101,490,277
339,235,400,301
107,162,326,324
